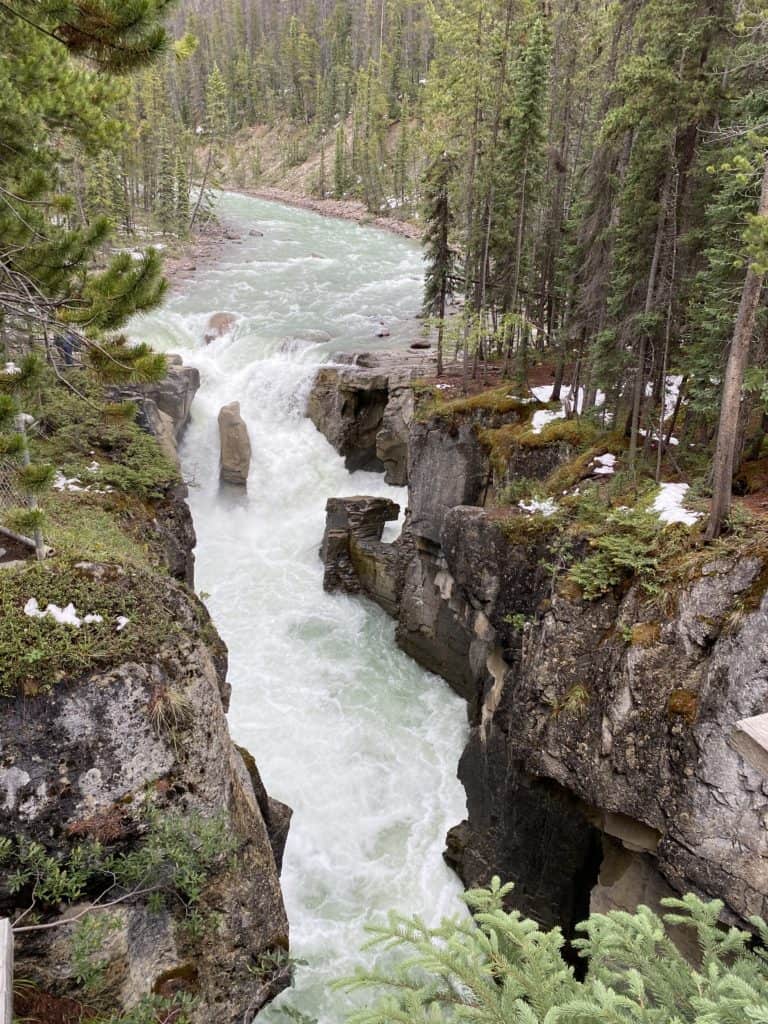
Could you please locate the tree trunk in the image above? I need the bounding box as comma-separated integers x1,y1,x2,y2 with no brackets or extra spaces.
629,162,673,468
706,155,768,540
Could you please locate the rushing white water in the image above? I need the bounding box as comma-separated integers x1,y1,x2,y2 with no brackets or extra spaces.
129,193,467,1023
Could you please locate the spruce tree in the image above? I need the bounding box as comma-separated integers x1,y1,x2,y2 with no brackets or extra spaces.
341,879,768,1023
422,154,456,376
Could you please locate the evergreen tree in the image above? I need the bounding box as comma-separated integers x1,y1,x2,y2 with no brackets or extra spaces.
422,154,456,376
341,879,768,1023
334,123,348,198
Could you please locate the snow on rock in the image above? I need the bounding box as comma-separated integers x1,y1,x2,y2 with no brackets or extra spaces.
24,598,104,628
519,498,558,517
653,482,701,526
591,452,617,476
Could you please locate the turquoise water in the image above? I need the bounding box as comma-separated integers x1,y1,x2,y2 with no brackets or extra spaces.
129,193,467,1023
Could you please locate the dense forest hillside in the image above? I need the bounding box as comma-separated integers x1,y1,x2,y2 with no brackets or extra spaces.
76,0,768,538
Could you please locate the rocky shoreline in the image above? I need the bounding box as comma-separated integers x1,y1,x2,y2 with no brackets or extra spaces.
236,186,422,239
307,350,768,940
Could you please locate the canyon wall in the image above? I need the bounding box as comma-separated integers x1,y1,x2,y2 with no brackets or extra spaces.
310,356,768,938
0,361,290,1022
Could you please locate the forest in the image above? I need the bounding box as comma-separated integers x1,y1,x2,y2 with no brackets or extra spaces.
3,0,768,539
3,1,768,1021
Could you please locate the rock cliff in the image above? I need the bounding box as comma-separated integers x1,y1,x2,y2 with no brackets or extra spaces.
307,350,435,483
315,359,768,939
1,360,290,1022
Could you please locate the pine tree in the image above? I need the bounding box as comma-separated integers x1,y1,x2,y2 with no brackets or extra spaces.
334,123,348,198
422,154,456,376
341,879,768,1023
0,2,170,339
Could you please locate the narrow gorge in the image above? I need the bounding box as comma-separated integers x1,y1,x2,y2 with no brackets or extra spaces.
129,193,468,1023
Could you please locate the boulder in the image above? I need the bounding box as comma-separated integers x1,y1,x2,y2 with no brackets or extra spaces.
204,313,238,344
218,402,252,487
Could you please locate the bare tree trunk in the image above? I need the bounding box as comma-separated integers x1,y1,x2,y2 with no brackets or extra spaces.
706,154,768,540
629,162,673,468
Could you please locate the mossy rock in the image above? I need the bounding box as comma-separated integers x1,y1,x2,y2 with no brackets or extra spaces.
0,561,184,696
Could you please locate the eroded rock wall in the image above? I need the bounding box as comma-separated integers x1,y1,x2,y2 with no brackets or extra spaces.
316,367,768,936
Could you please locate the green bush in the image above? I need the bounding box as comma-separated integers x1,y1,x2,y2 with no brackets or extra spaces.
568,506,661,599
340,878,768,1023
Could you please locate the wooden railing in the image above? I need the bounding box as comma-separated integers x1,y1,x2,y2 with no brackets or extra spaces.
0,918,11,1024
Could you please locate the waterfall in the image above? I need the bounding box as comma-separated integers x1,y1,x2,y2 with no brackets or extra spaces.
130,192,467,1023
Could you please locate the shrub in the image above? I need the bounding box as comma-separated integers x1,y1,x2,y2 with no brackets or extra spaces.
340,878,768,1023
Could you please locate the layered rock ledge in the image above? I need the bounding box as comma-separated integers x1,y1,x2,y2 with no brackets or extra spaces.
314,355,768,940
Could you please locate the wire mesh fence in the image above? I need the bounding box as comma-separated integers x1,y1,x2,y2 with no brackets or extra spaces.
0,458,25,526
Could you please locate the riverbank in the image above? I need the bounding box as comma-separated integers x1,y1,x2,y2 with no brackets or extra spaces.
234,186,421,240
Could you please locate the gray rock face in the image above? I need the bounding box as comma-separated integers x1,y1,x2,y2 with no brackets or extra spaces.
408,422,490,544
307,367,390,472
321,496,404,616
316,370,768,937
0,574,290,1023
376,379,414,486
141,357,200,442
306,350,436,481
218,401,252,487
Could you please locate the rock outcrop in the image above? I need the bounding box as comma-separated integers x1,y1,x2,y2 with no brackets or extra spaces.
317,360,768,939
320,496,404,616
307,367,390,472
0,573,290,1023
218,402,252,487
122,357,201,586
306,350,435,482
204,313,238,343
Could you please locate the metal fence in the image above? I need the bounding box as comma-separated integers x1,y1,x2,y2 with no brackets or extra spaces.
0,458,24,523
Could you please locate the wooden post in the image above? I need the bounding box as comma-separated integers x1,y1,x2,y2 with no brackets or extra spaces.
0,917,12,1024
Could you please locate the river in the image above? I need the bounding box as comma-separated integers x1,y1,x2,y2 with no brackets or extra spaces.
129,192,468,1023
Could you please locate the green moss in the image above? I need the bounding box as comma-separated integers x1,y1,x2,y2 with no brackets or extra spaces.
0,561,182,695
514,416,604,449
545,437,625,494
496,510,562,546
33,372,179,500
42,491,154,568
418,385,534,423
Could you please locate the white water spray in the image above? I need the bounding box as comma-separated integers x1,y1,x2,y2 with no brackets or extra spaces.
130,193,467,1023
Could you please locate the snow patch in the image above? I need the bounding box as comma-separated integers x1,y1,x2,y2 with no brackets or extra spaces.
529,384,606,434
519,498,557,517
592,452,617,476
653,482,701,526
116,616,130,632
